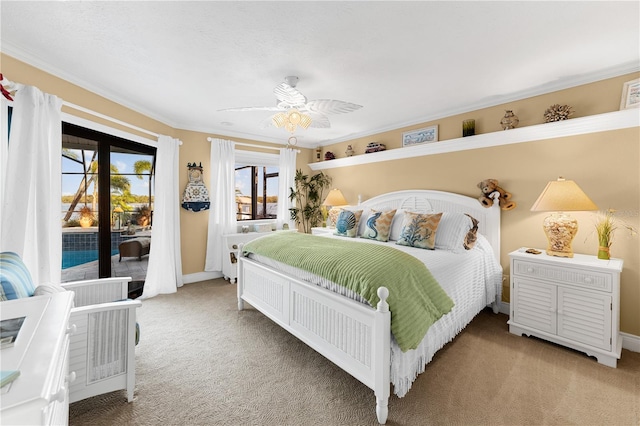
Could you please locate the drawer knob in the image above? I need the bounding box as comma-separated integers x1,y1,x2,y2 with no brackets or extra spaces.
526,267,534,273
584,277,592,283
67,371,77,384
66,324,77,335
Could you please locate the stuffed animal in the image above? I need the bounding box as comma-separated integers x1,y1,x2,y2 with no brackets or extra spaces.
477,179,516,210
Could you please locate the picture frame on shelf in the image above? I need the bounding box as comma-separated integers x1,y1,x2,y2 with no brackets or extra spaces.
402,125,438,147
619,78,639,110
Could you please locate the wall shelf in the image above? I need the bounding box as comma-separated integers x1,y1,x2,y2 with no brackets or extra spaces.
308,109,639,171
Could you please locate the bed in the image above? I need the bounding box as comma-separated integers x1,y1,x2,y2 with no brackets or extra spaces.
237,189,502,424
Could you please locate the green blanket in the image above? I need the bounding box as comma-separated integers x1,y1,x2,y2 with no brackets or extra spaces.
243,232,454,352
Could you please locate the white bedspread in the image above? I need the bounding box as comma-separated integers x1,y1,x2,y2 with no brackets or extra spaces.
247,233,502,397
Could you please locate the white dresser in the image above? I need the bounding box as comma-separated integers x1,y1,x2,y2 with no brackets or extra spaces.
1,292,75,425
223,230,298,282
508,248,623,367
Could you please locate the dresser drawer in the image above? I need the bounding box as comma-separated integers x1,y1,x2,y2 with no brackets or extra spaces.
512,259,612,292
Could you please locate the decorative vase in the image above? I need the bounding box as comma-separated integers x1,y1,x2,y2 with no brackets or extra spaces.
500,110,519,130
462,119,475,137
79,216,93,228
345,144,354,156
597,246,610,260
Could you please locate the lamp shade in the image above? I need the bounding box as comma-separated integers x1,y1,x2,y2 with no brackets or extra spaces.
323,188,348,207
530,177,598,212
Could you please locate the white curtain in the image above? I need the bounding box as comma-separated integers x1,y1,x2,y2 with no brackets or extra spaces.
141,135,183,299
0,98,9,233
0,86,62,285
204,138,236,272
277,147,297,230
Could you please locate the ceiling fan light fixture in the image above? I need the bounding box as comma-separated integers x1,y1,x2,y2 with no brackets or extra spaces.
288,109,302,125
272,112,288,128
298,113,312,129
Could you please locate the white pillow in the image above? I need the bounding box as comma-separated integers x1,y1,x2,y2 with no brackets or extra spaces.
389,209,406,241
434,212,475,253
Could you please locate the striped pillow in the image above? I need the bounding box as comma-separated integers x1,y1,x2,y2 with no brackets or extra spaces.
0,252,36,301
435,212,478,253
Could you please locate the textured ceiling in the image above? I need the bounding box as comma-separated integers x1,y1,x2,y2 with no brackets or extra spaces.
1,1,639,147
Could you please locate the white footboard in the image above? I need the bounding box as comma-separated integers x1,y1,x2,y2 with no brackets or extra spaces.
238,257,391,424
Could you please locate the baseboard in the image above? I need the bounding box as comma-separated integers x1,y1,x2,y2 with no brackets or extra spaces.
621,332,640,353
499,302,639,353
182,271,222,284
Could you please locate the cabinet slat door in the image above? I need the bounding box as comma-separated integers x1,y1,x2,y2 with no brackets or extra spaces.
512,278,557,334
557,287,612,351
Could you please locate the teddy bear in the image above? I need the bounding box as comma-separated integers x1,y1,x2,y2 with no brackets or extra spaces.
477,179,516,210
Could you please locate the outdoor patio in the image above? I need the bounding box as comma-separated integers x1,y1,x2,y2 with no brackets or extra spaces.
61,253,148,282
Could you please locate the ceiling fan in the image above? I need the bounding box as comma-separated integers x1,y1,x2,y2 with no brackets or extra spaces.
219,76,363,132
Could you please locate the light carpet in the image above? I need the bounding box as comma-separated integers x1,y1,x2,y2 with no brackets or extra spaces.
70,279,640,425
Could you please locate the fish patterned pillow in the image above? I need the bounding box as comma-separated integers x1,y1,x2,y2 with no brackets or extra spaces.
361,209,397,242
396,212,443,250
334,209,363,238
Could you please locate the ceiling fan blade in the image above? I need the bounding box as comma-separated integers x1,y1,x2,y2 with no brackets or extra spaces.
273,82,307,107
305,99,362,115
307,112,331,128
218,106,284,112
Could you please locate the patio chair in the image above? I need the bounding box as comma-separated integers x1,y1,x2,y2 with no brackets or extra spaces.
0,251,141,404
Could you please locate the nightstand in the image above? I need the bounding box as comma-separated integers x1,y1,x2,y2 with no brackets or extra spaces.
311,227,335,236
508,248,623,367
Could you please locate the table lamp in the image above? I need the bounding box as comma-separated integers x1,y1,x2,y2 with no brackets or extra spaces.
323,189,348,228
530,177,598,257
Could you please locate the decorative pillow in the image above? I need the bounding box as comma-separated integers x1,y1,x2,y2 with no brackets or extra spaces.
327,206,342,228
463,214,479,250
0,252,35,301
396,212,443,249
334,209,363,238
434,212,478,253
361,209,397,242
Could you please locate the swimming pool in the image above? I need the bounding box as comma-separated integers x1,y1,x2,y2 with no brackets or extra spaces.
62,249,118,269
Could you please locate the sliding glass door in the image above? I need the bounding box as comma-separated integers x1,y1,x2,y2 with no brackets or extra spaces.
61,123,155,281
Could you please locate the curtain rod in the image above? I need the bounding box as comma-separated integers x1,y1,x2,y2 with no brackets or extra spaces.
207,137,300,153
1,73,161,139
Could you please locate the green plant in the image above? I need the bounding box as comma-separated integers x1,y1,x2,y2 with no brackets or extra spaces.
135,205,151,227
594,209,638,259
288,170,332,233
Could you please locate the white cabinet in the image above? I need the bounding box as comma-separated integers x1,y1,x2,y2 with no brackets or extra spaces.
1,292,75,425
222,232,275,283
508,249,623,367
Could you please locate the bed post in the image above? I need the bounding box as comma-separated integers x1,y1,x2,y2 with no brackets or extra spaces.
374,287,391,424
237,244,244,311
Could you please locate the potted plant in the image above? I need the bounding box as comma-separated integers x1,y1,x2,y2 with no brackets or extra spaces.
594,209,637,259
288,170,332,233
79,205,94,228
135,205,151,228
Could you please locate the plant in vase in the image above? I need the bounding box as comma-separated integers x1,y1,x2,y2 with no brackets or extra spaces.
594,209,638,260
79,205,94,228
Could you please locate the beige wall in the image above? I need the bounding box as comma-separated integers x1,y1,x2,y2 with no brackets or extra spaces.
2,54,638,335
319,73,640,336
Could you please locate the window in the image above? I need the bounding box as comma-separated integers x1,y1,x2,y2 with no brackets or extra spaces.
234,151,279,221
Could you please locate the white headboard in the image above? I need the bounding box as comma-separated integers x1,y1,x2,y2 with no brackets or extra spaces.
360,190,501,261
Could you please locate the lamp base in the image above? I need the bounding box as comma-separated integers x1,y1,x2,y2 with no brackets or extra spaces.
542,212,578,258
